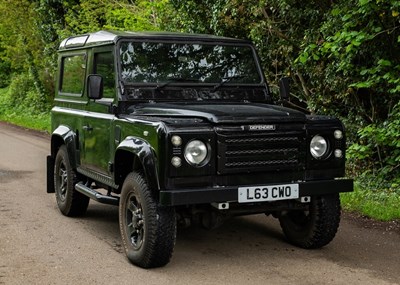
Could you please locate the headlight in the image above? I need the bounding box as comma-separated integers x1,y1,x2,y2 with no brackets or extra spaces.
310,135,328,159
184,140,208,166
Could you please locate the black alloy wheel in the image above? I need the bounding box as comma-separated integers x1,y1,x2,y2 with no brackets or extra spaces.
119,172,177,268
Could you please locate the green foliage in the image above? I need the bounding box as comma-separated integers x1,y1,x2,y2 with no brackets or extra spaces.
1,73,49,114
50,0,172,36
297,0,400,118
0,0,51,106
0,111,50,133
348,102,400,190
298,0,400,196
341,183,400,221
104,0,170,31
0,0,399,220
0,59,11,87
0,87,50,132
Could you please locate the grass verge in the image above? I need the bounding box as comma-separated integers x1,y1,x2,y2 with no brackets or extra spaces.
0,87,51,133
341,183,400,221
0,112,50,133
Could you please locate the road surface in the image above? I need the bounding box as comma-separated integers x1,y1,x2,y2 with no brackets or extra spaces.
0,122,399,285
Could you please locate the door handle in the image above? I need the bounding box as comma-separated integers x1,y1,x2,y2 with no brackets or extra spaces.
83,125,93,131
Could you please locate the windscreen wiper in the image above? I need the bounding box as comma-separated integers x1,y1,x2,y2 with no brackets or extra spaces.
213,75,246,92
156,77,200,90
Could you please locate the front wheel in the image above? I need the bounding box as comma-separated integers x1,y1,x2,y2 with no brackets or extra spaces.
278,194,341,249
119,172,176,268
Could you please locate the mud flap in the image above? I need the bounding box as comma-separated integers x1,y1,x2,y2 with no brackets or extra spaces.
46,155,55,193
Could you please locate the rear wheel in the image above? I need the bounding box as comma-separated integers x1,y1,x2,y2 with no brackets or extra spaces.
54,145,89,216
119,172,176,268
278,194,341,248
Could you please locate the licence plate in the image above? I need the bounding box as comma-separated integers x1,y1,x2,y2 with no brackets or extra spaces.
238,184,299,203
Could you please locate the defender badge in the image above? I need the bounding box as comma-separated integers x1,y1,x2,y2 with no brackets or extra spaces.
248,124,276,131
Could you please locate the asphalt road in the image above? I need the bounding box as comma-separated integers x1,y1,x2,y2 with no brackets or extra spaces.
0,122,399,285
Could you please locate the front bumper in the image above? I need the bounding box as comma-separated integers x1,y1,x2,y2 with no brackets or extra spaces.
159,179,353,206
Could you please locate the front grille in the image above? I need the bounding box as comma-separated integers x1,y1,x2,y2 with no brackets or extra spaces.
217,131,306,174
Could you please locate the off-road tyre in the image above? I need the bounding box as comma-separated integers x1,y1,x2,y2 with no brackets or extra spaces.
54,145,89,216
119,172,176,268
278,194,341,249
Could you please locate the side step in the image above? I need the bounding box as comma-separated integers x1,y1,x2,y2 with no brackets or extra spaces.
75,182,119,206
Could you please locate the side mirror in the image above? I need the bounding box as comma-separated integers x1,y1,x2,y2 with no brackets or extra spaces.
279,77,290,101
87,74,103,100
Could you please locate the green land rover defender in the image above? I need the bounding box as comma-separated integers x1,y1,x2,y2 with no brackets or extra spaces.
46,30,353,268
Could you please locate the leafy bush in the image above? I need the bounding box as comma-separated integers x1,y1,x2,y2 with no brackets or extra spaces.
348,102,400,190
0,86,50,132
290,0,400,198
6,74,35,106
1,73,50,115
0,60,11,88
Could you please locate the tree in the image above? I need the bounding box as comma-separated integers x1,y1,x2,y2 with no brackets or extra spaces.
296,0,400,186
0,0,48,109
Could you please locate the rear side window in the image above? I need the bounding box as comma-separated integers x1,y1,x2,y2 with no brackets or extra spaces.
61,55,86,95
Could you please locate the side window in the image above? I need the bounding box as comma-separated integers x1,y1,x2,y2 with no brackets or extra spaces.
94,52,115,98
61,55,86,95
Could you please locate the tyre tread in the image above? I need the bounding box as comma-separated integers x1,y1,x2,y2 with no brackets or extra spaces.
54,145,89,217
121,172,176,268
279,194,341,249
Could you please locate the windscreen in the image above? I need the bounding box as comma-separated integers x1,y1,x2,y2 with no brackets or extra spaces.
119,41,262,84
